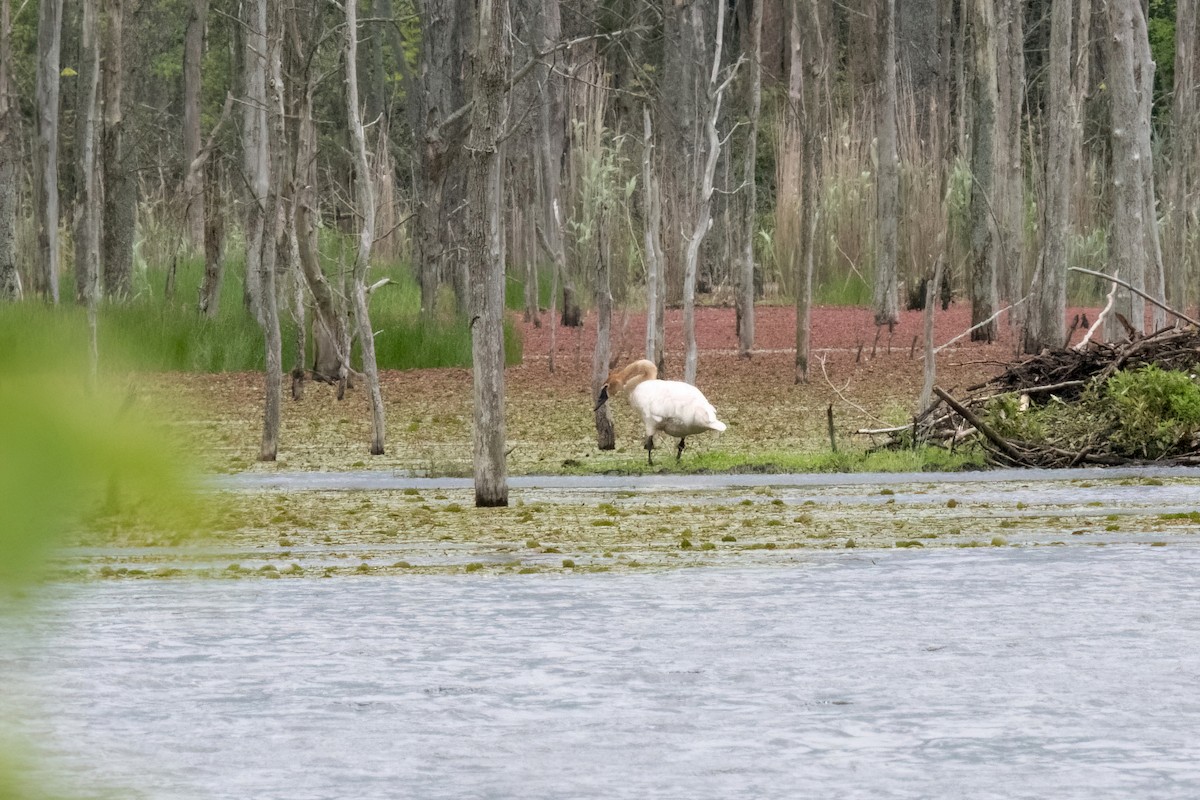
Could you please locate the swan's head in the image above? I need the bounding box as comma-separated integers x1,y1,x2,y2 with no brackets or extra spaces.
595,360,657,411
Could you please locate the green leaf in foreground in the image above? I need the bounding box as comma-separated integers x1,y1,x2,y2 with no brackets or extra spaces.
0,316,198,590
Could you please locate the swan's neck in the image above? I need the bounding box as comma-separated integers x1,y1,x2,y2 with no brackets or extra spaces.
614,360,657,393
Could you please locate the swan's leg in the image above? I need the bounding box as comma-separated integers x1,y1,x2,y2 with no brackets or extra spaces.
644,435,655,465
676,437,686,461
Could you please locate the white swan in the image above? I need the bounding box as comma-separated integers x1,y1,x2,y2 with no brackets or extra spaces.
595,359,727,465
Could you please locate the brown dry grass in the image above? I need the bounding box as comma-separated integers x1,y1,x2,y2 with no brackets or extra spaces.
147,304,1076,476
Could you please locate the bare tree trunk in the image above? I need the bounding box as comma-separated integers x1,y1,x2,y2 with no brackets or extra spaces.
198,158,224,317
642,106,664,371
533,9,576,334
660,0,711,315
74,0,101,307
735,0,762,359
101,0,135,300
33,0,63,302
844,0,878,94
520,186,539,326
994,0,1025,309
182,0,208,252
242,0,281,461
968,0,999,341
1167,0,1199,316
897,0,940,142
919,249,946,411
465,0,510,506
1103,0,1158,338
795,152,817,384
873,0,899,329
593,230,615,450
790,0,825,384
1023,0,1076,353
262,18,289,432
413,0,470,319
682,0,737,386
0,0,16,300
295,83,351,394
345,0,387,455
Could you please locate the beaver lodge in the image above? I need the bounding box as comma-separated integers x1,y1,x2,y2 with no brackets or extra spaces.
892,324,1200,468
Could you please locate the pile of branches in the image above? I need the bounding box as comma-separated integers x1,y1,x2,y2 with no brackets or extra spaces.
896,325,1200,468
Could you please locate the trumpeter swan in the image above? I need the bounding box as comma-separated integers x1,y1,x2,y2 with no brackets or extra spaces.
595,359,727,465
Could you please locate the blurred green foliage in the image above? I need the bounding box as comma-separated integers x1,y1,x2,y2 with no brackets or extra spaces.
0,313,197,589
0,311,199,798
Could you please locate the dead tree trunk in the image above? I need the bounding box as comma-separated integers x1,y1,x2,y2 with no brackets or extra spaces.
789,0,828,384
873,0,899,330
33,0,63,302
682,0,739,386
994,0,1025,310
181,0,208,251
1167,0,1199,316
465,0,510,507
1023,0,1077,353
101,0,135,300
345,0,387,455
593,228,615,450
0,0,16,300
642,106,665,372
968,0,1000,341
242,0,281,461
295,83,351,394
198,158,224,317
73,0,101,307
413,0,470,319
1103,0,1159,338
735,0,763,359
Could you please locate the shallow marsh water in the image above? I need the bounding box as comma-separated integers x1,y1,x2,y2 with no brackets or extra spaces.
60,466,1200,578
9,468,1200,797
5,545,1200,799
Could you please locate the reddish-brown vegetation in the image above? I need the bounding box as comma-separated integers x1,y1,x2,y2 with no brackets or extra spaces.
163,303,1103,474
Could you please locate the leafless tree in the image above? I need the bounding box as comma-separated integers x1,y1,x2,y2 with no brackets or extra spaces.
994,0,1025,310
33,0,63,302
1166,0,1199,315
0,0,16,300
967,0,1000,341
1023,0,1083,353
181,0,209,251
791,0,827,385
873,0,899,330
1102,0,1162,337
413,0,470,318
642,105,664,372
242,0,282,460
345,0,388,455
465,0,510,506
101,0,135,300
681,0,739,385
74,0,101,306
75,0,101,373
735,0,763,359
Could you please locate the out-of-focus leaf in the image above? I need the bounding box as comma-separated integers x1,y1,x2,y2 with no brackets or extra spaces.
0,314,197,590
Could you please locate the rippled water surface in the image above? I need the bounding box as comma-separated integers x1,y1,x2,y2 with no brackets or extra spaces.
6,546,1200,799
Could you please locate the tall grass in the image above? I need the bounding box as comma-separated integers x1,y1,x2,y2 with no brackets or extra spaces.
8,252,521,373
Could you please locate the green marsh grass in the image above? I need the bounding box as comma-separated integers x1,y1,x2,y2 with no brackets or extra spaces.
7,254,521,372
556,445,984,477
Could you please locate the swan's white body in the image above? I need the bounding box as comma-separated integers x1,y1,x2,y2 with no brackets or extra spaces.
628,379,726,440
599,359,726,464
